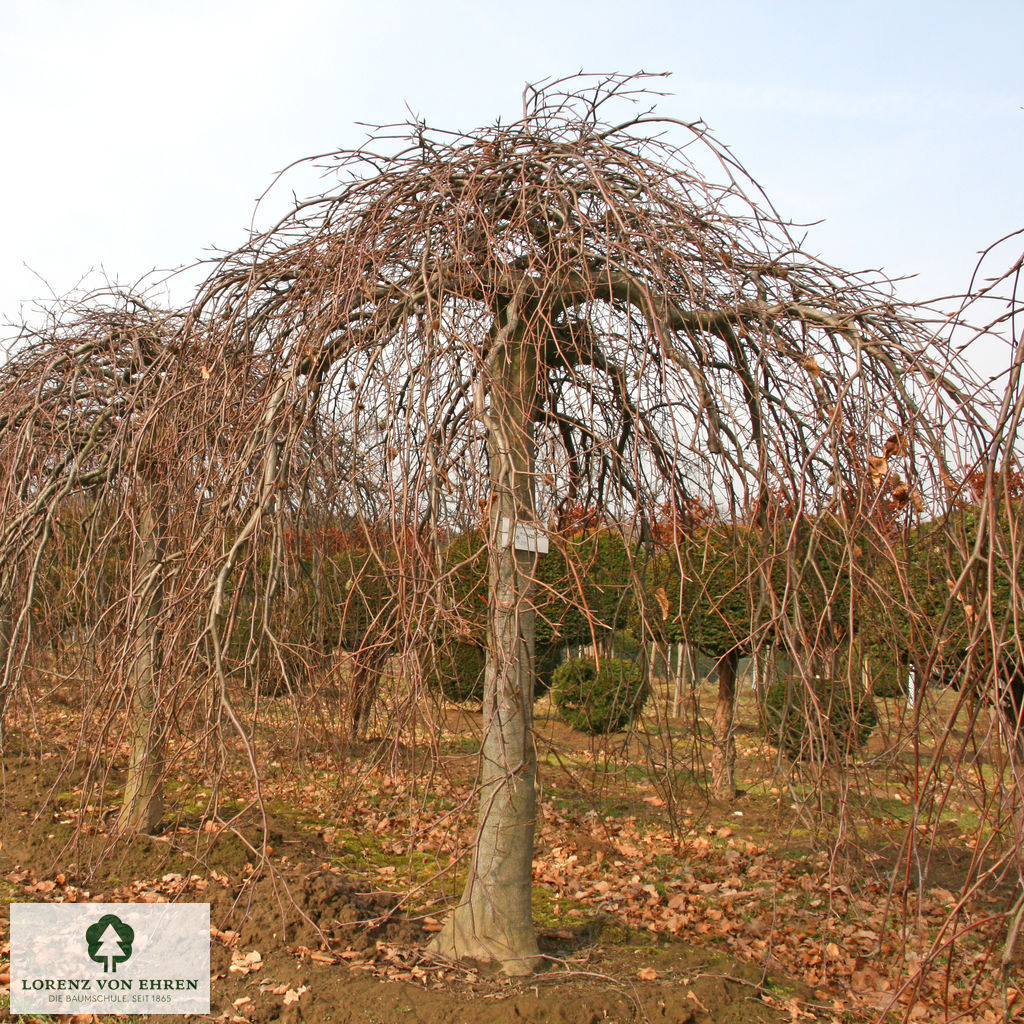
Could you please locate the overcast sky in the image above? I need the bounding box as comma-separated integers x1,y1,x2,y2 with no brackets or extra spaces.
2,0,1021,362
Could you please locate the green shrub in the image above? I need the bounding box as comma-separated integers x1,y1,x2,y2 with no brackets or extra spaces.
870,662,908,699
552,655,648,734
427,641,486,705
763,677,877,762
535,642,564,697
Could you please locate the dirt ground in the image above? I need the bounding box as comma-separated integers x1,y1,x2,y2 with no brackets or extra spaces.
0,686,1016,1024
0,733,802,1024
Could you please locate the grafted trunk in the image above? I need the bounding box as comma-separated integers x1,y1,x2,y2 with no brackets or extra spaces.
711,650,738,799
428,316,541,975
116,495,166,834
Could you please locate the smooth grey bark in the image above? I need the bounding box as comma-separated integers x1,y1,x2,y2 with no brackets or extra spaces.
115,493,167,834
428,314,541,975
711,650,738,799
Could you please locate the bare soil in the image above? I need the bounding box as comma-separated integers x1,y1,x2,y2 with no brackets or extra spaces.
0,685,1015,1023
0,742,791,1024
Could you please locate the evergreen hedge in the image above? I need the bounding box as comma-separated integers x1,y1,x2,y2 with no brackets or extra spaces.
426,640,487,705
552,655,648,734
762,676,878,762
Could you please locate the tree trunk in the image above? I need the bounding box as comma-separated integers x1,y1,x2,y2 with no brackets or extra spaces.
681,644,697,721
0,594,10,688
116,494,166,834
711,650,738,799
752,648,766,690
0,592,11,743
668,642,682,717
349,640,387,737
428,315,541,975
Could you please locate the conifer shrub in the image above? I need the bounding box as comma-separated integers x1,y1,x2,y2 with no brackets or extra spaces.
763,677,877,762
535,642,564,697
552,655,648,734
870,661,908,699
427,641,486,705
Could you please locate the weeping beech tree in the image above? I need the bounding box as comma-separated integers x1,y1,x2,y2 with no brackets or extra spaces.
0,294,273,832
190,74,976,973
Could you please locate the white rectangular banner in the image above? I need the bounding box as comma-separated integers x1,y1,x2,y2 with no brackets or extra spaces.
10,902,210,1015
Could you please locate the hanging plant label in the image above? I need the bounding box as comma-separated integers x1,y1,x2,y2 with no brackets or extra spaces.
499,518,549,554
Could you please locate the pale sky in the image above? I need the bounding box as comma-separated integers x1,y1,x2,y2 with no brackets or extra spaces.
2,0,1021,364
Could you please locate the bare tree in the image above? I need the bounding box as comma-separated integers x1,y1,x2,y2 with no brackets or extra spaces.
189,73,976,973
0,293,275,832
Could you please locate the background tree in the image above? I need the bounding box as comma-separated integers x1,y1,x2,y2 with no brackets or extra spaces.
0,293,276,832
647,522,775,798
188,74,976,973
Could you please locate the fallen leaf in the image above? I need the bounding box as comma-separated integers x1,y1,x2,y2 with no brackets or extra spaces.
229,949,263,974
283,985,308,1005
637,967,659,981
211,927,239,946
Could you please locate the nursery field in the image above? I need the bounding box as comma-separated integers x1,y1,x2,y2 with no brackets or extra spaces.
3,66,1022,1024
0,675,1018,1024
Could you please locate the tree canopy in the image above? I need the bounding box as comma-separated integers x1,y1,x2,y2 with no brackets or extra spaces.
179,74,981,970
0,74,987,975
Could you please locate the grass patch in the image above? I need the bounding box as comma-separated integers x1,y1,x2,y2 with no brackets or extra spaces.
330,828,440,881
532,886,589,928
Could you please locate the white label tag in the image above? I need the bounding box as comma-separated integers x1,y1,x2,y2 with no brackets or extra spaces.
498,517,549,553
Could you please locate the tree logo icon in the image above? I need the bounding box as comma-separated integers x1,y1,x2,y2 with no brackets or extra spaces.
86,914,135,973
